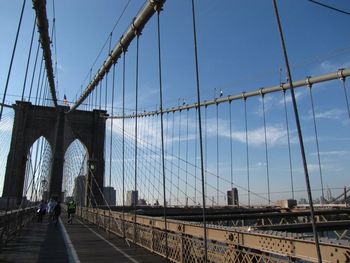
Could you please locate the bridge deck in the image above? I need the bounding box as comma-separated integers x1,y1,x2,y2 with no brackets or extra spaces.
0,212,165,263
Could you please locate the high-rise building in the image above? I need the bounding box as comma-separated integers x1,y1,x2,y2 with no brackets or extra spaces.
103,187,116,206
227,188,239,206
73,175,86,206
127,190,138,206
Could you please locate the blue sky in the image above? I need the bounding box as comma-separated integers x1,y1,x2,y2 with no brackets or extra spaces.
1,0,350,205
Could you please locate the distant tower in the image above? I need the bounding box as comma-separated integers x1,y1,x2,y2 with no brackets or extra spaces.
127,190,138,206
227,188,239,206
103,186,116,206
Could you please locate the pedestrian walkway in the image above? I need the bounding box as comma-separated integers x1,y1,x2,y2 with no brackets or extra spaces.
0,211,166,263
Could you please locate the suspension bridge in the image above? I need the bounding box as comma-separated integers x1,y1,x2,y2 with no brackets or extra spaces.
0,0,350,262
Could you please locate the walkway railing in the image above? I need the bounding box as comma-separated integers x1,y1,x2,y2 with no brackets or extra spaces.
77,207,350,263
0,207,36,251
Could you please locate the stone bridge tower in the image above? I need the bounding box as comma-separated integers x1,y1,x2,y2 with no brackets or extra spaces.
2,101,106,206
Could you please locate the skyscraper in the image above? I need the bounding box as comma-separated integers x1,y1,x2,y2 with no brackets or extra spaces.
127,190,138,206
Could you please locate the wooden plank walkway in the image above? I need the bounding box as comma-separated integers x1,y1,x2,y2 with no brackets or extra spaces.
0,212,166,263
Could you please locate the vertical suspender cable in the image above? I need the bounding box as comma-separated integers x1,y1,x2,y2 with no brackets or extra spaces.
41,77,48,105
194,107,198,204
191,0,208,261
96,80,99,109
88,94,91,111
105,34,113,111
28,42,40,101
150,114,155,200
0,0,26,122
165,112,169,204
164,112,170,204
95,85,98,109
107,63,116,232
122,51,126,238
205,105,208,202
339,74,350,118
99,80,102,110
92,90,95,109
261,93,271,204
244,97,250,206
185,109,189,202
133,34,140,242
177,110,182,204
229,101,233,191
216,103,219,205
109,63,116,206
170,112,175,205
21,17,36,101
89,69,92,108
156,9,168,259
308,84,324,202
36,69,46,105
272,1,322,261
283,89,294,199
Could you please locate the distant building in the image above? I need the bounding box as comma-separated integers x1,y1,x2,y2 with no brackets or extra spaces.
73,175,86,206
227,188,239,206
275,199,297,209
127,190,138,206
137,199,147,206
103,187,116,206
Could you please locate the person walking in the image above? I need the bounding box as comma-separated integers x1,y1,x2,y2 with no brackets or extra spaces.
47,198,57,221
37,200,46,223
53,201,61,226
67,200,76,224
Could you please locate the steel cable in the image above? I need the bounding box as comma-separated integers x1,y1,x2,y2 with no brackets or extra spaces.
0,0,26,122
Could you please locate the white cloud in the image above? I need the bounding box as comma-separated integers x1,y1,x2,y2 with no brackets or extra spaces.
304,108,346,121
311,150,350,157
318,60,350,74
204,117,287,147
107,114,291,149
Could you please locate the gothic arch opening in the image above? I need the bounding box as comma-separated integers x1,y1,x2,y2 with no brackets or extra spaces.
24,136,52,203
62,139,88,205
0,108,14,197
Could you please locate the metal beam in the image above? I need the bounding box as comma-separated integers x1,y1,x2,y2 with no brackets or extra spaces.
32,0,58,107
110,68,350,119
68,0,165,113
